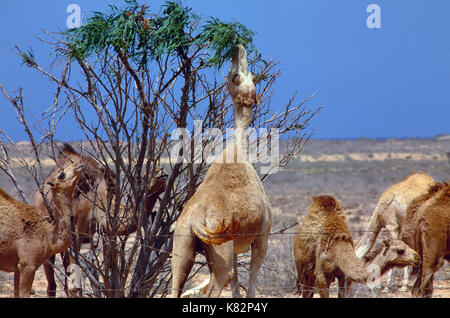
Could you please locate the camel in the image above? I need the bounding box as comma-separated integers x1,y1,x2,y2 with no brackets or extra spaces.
0,162,83,297
294,195,420,298
400,182,450,297
33,143,167,296
355,172,435,291
170,45,271,298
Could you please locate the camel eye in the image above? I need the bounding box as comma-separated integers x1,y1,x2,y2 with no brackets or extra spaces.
58,172,66,180
231,73,241,85
397,249,405,255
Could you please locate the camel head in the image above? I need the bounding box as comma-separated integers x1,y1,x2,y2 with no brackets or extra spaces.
380,239,421,268
150,167,168,194
47,162,84,197
226,44,261,109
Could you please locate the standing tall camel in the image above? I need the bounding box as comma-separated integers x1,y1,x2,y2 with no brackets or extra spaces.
33,144,167,296
170,45,271,298
400,182,450,297
0,162,83,297
355,172,435,291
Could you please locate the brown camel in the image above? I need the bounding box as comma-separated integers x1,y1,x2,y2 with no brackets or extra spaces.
355,172,435,291
0,162,83,297
33,143,167,296
170,45,271,298
400,182,450,297
294,195,420,298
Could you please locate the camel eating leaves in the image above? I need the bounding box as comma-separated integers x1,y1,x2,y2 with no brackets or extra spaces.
170,45,271,298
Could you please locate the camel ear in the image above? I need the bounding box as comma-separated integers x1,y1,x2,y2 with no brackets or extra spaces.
255,94,262,106
252,73,258,84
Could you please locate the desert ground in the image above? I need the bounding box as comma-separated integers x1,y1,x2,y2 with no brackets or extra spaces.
0,137,449,298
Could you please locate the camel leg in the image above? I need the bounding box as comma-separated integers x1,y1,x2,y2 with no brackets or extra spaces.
170,229,197,298
13,269,20,298
61,251,70,296
295,261,314,297
43,256,57,297
315,270,330,298
203,240,234,298
415,232,443,298
294,259,304,296
230,255,241,298
355,209,382,258
18,264,38,297
415,266,434,298
382,269,394,292
247,235,268,298
411,266,422,297
302,274,315,298
416,250,439,297
337,277,348,298
399,266,411,292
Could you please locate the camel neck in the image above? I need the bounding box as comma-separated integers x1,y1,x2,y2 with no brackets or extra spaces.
334,242,368,282
368,249,392,277
47,190,73,255
233,103,252,157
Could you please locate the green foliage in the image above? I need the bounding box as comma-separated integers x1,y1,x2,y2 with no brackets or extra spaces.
196,17,256,69
63,0,259,70
149,1,196,59
17,47,37,68
65,0,144,64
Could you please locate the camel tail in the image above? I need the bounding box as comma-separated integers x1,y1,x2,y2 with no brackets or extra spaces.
355,204,383,258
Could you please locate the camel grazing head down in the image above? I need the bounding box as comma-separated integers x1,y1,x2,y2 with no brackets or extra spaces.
294,195,420,298
377,239,421,270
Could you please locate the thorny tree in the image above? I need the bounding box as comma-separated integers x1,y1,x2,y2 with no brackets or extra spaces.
0,0,320,297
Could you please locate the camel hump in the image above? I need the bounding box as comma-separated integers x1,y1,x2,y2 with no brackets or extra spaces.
312,195,339,213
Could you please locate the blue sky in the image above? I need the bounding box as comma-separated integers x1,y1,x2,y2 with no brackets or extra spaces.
0,0,449,141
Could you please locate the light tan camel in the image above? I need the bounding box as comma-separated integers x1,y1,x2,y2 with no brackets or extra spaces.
355,172,435,291
170,45,271,298
294,195,420,298
33,143,167,296
400,182,450,297
0,162,83,297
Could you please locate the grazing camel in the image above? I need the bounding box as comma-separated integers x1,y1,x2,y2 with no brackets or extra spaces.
0,162,83,297
33,143,167,296
294,195,420,298
170,45,271,298
400,182,450,298
355,172,435,291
